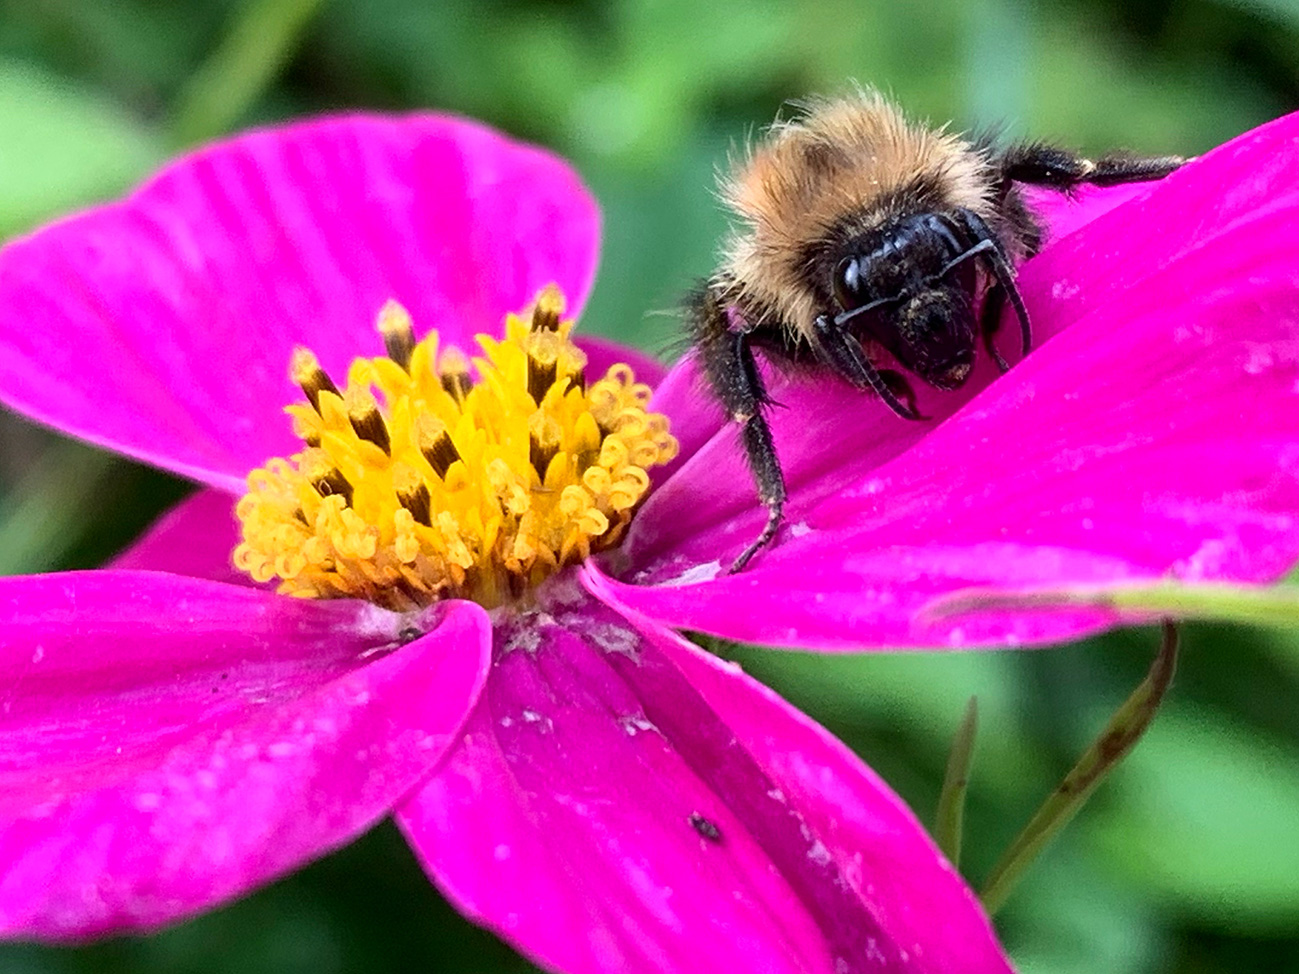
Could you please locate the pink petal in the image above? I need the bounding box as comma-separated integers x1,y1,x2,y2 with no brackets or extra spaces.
109,489,249,586
0,114,600,492
1019,182,1155,247
397,579,1009,974
608,110,1299,649
0,571,491,938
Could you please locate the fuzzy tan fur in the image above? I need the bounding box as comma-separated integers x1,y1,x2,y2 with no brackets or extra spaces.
718,91,998,339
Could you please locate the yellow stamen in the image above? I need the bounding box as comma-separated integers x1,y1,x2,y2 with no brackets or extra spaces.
233,286,678,610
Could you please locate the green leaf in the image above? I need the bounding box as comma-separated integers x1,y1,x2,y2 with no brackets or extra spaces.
0,440,120,576
1086,701,1299,928
980,624,1179,915
0,61,162,236
1004,844,1168,974
170,0,326,146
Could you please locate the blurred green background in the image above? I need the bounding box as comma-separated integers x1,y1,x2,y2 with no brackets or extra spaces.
1,0,1297,971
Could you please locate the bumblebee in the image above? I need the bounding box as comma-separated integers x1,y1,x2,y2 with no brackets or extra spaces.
687,91,1184,571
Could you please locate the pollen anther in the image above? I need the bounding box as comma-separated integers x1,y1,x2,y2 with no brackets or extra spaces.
377,299,416,369
234,287,678,610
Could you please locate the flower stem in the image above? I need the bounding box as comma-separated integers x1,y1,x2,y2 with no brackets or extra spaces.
979,621,1179,915
170,0,325,146
933,696,978,868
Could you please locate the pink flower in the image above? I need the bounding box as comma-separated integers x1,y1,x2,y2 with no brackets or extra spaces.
3,103,1298,973
0,114,1012,973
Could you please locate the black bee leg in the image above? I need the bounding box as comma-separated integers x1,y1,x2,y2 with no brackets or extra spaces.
878,369,925,418
685,284,786,573
813,315,922,420
979,284,1011,373
1000,142,1185,190
994,146,1183,265
729,328,786,573
949,209,1033,357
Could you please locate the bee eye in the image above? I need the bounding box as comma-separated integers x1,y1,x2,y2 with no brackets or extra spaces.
834,257,864,311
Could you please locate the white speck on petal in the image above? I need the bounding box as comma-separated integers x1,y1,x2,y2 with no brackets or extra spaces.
352,602,406,643
586,623,641,658
520,709,553,733
501,626,542,656
1243,343,1276,375
1050,279,1080,300
618,714,658,736
1177,538,1231,579
662,560,722,586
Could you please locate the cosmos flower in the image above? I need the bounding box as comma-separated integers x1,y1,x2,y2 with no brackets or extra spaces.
1,104,1298,974
0,113,1012,974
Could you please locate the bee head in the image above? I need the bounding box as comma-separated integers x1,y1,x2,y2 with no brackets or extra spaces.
829,213,979,392
889,287,976,390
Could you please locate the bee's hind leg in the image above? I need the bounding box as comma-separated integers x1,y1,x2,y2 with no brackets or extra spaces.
998,142,1185,190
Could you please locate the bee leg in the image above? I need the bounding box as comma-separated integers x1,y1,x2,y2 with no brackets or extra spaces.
878,369,925,419
979,284,1011,373
948,209,1033,358
686,284,786,573
813,315,922,420
730,328,786,573
1000,142,1185,190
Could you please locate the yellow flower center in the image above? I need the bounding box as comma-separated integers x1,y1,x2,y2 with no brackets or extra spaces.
233,285,678,610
